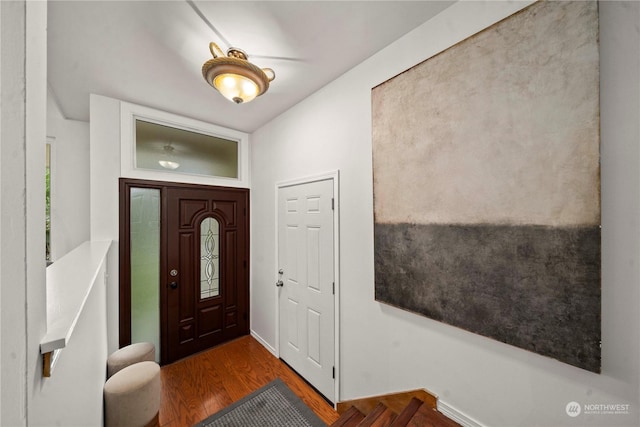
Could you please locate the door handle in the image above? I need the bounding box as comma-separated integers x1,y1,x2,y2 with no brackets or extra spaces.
169,281,178,289
276,280,284,288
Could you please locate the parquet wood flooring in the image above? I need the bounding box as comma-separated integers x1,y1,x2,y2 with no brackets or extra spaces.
159,335,340,427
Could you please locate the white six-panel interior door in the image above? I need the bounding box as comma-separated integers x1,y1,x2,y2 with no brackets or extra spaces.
277,176,337,403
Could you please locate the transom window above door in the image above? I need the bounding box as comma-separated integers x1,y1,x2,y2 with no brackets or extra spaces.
135,120,238,179
120,100,249,188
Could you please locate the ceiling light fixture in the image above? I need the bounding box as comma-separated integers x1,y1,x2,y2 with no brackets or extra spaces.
202,42,275,104
158,144,180,170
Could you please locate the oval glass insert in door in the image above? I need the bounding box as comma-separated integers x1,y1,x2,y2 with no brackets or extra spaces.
200,217,220,299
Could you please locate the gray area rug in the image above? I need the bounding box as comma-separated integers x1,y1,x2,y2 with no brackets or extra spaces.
194,378,327,427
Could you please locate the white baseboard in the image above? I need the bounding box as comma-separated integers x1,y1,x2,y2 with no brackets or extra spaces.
250,330,278,357
438,400,486,427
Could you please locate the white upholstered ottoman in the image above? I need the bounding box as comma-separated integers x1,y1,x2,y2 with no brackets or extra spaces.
107,342,155,378
104,361,161,427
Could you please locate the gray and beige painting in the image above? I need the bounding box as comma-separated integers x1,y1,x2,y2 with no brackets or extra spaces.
372,0,601,372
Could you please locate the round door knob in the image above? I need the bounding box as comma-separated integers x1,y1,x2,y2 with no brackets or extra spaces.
170,281,178,289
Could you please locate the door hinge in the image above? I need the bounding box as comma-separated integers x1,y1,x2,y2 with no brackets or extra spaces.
332,282,335,295
332,366,335,379
243,312,247,320
331,198,335,210
243,260,247,269
244,207,247,216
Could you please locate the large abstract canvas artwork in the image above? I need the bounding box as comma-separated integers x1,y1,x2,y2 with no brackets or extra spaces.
372,1,601,373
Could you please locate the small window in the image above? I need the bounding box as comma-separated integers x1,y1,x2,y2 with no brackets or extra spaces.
46,142,52,264
135,120,238,179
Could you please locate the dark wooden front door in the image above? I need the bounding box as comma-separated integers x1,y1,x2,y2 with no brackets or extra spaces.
165,186,249,363
119,179,249,365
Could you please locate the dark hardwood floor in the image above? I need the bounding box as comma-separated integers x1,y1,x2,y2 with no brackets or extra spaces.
159,335,340,426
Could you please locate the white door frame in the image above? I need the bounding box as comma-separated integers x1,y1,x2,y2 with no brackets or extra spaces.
275,170,340,406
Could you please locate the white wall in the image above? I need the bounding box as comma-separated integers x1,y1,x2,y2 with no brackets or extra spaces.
1,2,3,419
0,1,47,425
31,252,109,426
1,3,107,425
1,2,29,424
90,94,122,353
250,2,640,426
25,1,49,423
47,91,90,261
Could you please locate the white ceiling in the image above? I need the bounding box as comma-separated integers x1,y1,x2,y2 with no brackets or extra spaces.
48,1,454,133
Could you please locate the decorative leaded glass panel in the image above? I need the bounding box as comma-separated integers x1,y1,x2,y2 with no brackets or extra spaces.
200,217,220,299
